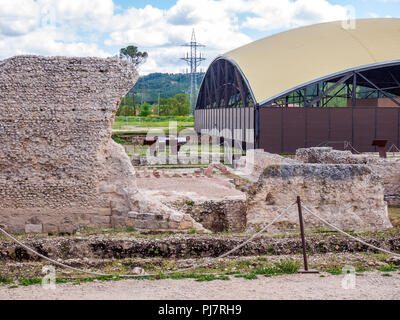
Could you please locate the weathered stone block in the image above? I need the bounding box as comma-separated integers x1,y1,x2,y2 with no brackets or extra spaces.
168,221,180,229
111,216,127,229
25,224,43,234
179,221,194,230
130,219,158,230
58,223,77,235
185,200,247,233
43,224,59,234
296,147,400,208
6,225,25,234
90,215,111,227
169,213,184,222
128,212,163,221
246,164,392,232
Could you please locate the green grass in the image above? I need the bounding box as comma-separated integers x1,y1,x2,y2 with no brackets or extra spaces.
355,266,369,273
113,127,193,135
0,276,13,285
112,137,126,144
325,268,343,275
114,116,194,130
18,277,42,286
377,264,399,272
125,143,244,156
232,259,300,280
235,273,258,280
254,259,300,276
160,273,229,282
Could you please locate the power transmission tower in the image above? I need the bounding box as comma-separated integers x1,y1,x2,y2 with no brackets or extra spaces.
181,29,206,114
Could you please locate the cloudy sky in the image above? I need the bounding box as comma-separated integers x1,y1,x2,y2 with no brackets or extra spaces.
0,0,399,74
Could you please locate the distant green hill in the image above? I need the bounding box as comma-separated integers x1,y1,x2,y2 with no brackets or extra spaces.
129,72,205,105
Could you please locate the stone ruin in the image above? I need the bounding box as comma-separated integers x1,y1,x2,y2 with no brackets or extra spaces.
0,56,394,235
0,56,205,234
296,147,400,207
237,150,392,232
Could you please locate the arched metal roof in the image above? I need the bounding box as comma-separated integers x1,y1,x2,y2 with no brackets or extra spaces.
223,18,400,105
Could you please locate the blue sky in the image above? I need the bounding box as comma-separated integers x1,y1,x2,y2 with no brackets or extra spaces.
0,0,398,74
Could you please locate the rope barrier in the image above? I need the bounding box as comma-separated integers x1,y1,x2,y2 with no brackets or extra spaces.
302,205,400,258
388,144,400,155
0,202,296,278
344,141,361,154
315,141,362,155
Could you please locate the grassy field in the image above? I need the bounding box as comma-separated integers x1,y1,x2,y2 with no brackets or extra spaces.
114,116,194,130
124,144,245,157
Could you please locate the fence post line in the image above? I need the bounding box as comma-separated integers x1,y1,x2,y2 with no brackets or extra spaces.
297,196,319,274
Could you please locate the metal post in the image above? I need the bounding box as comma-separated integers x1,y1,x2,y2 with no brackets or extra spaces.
297,196,319,274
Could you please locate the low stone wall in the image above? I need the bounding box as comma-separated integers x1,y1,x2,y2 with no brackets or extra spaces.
296,147,400,207
184,199,247,233
234,149,299,181
246,164,392,232
296,147,368,164
2,234,400,261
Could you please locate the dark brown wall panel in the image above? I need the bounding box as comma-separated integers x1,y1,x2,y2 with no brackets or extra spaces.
353,108,376,152
282,109,306,154
329,108,352,150
194,107,400,154
376,108,399,148
259,108,282,154
306,108,330,148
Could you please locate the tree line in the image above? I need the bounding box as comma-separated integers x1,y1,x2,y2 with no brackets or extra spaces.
117,93,190,116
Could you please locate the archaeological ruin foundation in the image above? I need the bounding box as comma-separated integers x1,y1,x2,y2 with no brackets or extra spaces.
296,147,400,207
0,56,205,234
236,150,393,233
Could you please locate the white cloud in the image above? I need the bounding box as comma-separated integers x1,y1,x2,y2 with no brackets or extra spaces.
0,0,352,73
241,0,348,31
105,0,252,51
0,0,113,59
0,0,40,36
0,26,110,58
37,0,114,31
104,0,253,73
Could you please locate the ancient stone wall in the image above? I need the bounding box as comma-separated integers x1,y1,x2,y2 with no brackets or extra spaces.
296,147,400,207
246,164,392,232
234,149,299,182
0,56,204,234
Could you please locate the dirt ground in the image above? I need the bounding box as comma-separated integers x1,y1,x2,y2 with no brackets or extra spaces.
1,271,399,300
136,175,245,202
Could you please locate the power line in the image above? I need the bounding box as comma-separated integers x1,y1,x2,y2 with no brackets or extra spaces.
180,29,206,114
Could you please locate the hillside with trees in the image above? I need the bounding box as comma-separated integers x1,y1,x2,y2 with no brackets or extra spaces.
117,72,205,116
130,72,205,105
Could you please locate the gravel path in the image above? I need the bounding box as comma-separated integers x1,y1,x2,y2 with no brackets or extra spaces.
1,271,399,300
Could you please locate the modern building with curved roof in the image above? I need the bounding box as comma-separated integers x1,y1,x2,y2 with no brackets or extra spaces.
195,18,400,154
